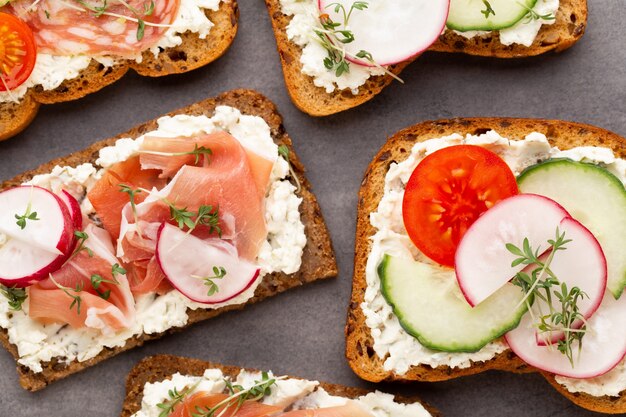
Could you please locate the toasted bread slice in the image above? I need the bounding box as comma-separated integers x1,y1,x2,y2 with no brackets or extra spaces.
0,89,338,392
121,354,441,417
264,0,587,116
345,118,625,414
0,1,240,142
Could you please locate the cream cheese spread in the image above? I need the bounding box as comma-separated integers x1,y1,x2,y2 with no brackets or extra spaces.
279,0,385,94
132,369,432,417
0,0,222,103
452,0,560,47
362,129,625,397
1,105,307,373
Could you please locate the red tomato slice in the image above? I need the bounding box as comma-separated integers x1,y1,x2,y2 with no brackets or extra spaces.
402,145,519,267
0,12,36,92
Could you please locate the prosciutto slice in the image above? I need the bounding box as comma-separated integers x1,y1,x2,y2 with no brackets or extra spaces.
7,0,180,56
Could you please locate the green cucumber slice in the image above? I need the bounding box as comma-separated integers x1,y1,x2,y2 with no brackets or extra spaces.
518,158,626,299
379,255,527,352
447,0,537,32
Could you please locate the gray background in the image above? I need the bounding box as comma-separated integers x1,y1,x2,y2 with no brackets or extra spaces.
0,1,624,416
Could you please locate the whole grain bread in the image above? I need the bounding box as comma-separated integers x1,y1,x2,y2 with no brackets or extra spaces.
345,118,625,414
121,354,441,417
0,0,239,142
0,89,338,392
264,0,587,117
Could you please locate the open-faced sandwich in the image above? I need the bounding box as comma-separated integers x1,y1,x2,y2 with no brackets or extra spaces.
122,355,439,417
264,0,587,116
0,89,337,391
346,118,625,414
0,0,239,141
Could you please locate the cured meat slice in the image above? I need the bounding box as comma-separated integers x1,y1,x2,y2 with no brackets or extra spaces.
280,402,374,417
88,156,166,239
139,132,275,199
28,224,136,333
7,0,180,56
170,392,283,417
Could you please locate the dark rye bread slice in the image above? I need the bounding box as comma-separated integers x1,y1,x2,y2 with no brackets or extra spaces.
264,0,587,117
121,355,442,417
0,89,338,392
345,118,625,414
0,0,239,142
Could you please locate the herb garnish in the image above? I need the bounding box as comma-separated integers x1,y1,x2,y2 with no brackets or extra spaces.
157,383,199,417
49,275,84,315
481,0,496,18
139,143,213,166
69,230,93,262
507,228,587,366
518,1,556,23
71,0,160,40
278,145,301,193
192,373,280,417
313,1,403,83
192,266,227,296
0,285,27,311
14,188,40,230
90,273,119,301
167,203,221,236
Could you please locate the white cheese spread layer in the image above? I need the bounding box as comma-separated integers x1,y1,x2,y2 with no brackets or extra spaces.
0,0,222,103
279,0,385,94
362,129,625,397
452,0,560,47
132,369,432,417
1,105,307,373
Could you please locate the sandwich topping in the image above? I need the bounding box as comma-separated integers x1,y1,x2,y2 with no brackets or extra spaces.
363,130,626,397
279,0,560,94
0,0,223,103
133,368,432,417
0,106,307,373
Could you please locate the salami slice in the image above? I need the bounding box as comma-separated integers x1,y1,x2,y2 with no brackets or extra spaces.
6,0,180,56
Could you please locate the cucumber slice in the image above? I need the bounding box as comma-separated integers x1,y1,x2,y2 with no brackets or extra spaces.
447,0,537,32
518,159,626,299
379,255,527,352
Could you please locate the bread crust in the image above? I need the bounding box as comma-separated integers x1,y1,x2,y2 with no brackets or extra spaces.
121,354,441,417
0,89,338,392
264,0,587,116
345,118,625,414
0,0,239,141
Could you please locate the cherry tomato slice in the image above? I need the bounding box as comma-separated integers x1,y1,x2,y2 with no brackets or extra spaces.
402,145,519,267
0,12,36,92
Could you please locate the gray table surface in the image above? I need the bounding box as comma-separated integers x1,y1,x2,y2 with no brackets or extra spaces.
0,1,624,416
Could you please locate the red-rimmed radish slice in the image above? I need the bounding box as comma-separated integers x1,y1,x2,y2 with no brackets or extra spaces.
58,190,83,231
0,186,73,286
506,290,626,378
535,217,607,346
455,194,570,306
318,0,450,67
156,223,260,304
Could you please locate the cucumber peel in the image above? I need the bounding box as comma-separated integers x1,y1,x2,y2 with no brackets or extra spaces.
379,254,527,352
518,158,626,299
447,0,537,32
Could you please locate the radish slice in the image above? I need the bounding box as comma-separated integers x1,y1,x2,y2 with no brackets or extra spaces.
58,190,83,231
506,290,626,378
455,194,570,306
535,217,607,346
0,186,74,286
318,0,450,66
156,223,260,304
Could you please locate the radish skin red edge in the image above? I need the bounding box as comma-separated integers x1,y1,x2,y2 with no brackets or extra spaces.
156,223,261,305
317,0,450,67
535,217,607,346
0,186,74,287
58,190,83,231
